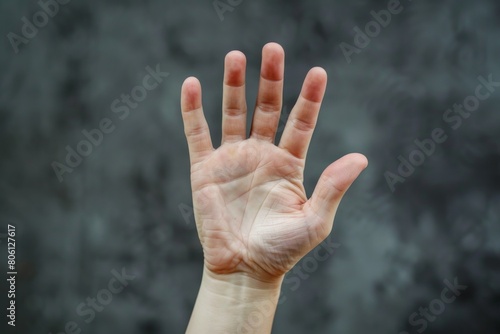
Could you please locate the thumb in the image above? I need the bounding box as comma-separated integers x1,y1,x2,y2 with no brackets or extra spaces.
305,153,368,237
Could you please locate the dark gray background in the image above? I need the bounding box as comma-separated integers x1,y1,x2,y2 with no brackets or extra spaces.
0,0,499,333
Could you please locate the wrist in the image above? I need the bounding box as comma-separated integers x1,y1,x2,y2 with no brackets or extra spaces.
202,266,284,294
186,267,283,334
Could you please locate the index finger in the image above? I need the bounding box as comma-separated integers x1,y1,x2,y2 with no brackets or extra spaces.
278,67,327,159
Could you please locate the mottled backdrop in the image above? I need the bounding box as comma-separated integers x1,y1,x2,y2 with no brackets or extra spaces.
0,0,499,333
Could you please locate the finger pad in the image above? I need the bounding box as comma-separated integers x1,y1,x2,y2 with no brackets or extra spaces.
182,77,202,111
261,43,285,81
302,68,327,103
224,51,246,86
326,153,368,192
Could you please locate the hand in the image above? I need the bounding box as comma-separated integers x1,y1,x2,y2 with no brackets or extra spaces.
181,42,367,284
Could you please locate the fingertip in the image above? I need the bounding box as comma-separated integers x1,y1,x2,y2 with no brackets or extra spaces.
302,67,328,103
336,153,369,175
182,76,201,90
261,42,285,81
348,153,369,170
224,51,247,86
308,67,327,79
263,42,285,55
323,153,368,193
181,77,202,112
225,50,247,64
306,67,328,88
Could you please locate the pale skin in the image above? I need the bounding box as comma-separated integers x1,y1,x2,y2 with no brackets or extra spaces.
182,42,368,333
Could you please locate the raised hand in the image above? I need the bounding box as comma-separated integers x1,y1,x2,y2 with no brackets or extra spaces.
181,42,367,284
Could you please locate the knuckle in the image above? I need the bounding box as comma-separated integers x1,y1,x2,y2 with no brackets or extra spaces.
224,106,245,117
291,117,315,133
258,101,281,113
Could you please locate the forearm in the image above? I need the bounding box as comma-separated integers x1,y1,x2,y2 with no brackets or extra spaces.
186,267,283,334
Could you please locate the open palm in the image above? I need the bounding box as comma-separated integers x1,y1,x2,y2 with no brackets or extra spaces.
181,43,367,282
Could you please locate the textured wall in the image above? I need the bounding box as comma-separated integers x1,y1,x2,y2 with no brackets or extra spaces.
0,0,499,333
